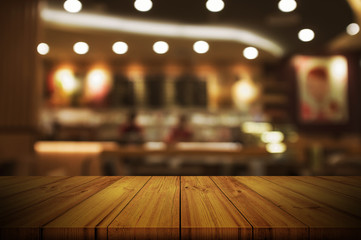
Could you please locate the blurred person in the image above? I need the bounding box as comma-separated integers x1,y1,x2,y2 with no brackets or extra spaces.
301,67,341,122
118,111,144,145
165,115,193,144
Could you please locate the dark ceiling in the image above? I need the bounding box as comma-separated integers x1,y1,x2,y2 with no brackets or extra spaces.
45,0,355,59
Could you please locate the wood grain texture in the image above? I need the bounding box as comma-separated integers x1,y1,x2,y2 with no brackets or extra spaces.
319,176,361,188
294,176,361,200
263,176,361,219
108,176,179,240
0,177,121,240
236,177,361,240
0,176,64,198
181,176,252,240
1,176,361,240
43,176,150,240
0,176,93,218
211,176,308,240
0,176,41,188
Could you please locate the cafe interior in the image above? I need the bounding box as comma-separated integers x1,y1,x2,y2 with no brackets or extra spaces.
1,0,361,177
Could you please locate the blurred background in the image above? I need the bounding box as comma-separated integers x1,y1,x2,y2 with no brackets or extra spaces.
1,0,361,176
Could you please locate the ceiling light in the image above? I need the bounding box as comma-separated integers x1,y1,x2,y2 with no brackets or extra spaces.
346,23,360,36
112,41,128,54
206,0,225,12
278,0,297,13
243,47,259,60
298,28,315,42
41,8,285,57
134,0,152,12
153,41,169,54
63,0,82,13
73,42,89,54
37,43,49,55
193,41,209,54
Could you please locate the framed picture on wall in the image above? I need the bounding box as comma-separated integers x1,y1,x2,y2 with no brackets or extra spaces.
292,55,349,124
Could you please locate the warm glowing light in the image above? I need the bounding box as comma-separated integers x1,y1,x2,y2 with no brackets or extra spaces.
278,0,297,13
243,47,259,60
144,142,166,150
54,68,78,94
193,41,209,54
153,41,169,54
37,43,49,55
176,142,241,151
298,29,315,42
73,42,89,54
63,0,82,13
266,143,287,153
346,23,360,36
85,68,112,101
134,0,153,12
206,0,225,12
34,142,111,153
261,131,285,143
88,69,108,92
112,41,128,54
330,56,348,80
41,9,284,56
242,122,272,134
232,80,258,103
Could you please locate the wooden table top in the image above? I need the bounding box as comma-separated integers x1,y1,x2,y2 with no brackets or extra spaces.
0,176,360,240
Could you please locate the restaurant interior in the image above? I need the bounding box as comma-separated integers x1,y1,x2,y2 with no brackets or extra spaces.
1,0,361,177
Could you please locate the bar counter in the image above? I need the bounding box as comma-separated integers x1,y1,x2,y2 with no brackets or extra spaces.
0,176,361,239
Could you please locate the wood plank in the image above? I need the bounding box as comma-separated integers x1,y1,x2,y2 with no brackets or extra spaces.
0,176,66,198
0,176,18,183
108,176,179,240
293,176,361,200
211,176,308,240
319,176,361,188
0,177,121,240
43,176,150,240
263,176,361,219
0,176,98,218
181,176,252,240
236,177,361,240
0,176,42,189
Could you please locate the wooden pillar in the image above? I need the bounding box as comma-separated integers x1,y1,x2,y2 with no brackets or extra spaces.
0,0,40,175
